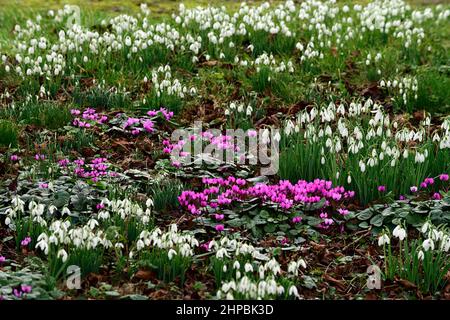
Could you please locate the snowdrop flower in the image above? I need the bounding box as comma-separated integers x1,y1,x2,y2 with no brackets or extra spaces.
378,234,390,246
417,250,425,261
393,225,406,241
422,239,435,251
57,249,68,262
421,222,430,234
168,248,177,260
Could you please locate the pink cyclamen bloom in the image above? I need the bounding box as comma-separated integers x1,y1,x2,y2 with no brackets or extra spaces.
338,208,349,215
377,185,386,192
292,216,302,223
10,155,19,162
21,237,31,247
215,224,225,232
96,203,105,210
35,154,45,161
39,182,49,189
0,256,6,263
432,193,442,200
420,182,428,188
214,214,224,221
425,178,435,185
21,285,32,293
410,186,418,193
399,195,406,200
70,109,81,115
58,159,70,167
440,174,449,181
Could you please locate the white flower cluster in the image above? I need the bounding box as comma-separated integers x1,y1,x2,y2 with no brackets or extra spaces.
284,98,450,176
224,100,253,117
3,0,447,85
135,224,199,260
149,65,196,99
97,198,153,225
35,218,115,257
209,237,306,300
379,76,418,106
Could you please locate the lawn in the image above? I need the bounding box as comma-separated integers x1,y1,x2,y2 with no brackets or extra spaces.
0,0,450,301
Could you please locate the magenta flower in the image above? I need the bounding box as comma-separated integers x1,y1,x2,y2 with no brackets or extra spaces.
10,154,20,162
432,193,442,200
292,216,302,223
0,256,6,263
21,237,31,247
214,214,224,221
34,154,45,161
420,182,428,188
440,174,449,181
377,185,386,192
215,224,225,232
21,285,32,293
39,182,49,189
143,120,154,133
410,186,418,193
399,195,406,200
424,178,435,185
338,208,349,215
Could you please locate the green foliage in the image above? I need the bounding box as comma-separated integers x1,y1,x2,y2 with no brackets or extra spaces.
0,119,19,147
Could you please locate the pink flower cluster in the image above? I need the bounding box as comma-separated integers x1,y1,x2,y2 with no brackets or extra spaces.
21,236,32,247
147,107,174,121
13,285,32,298
410,173,448,198
178,176,354,228
162,132,242,167
71,108,108,128
122,108,173,136
58,157,117,182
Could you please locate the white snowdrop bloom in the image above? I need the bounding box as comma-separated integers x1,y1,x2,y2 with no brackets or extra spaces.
57,249,68,262
417,250,425,261
168,248,177,260
393,225,406,241
378,234,390,246
422,239,435,251
421,222,430,234
244,263,253,273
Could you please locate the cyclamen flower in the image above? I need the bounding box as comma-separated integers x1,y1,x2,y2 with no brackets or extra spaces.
215,224,225,232
34,154,45,161
410,186,418,193
215,214,224,221
0,256,6,263
440,174,449,181
143,120,154,132
377,185,386,192
432,193,442,200
21,236,32,247
292,216,302,223
10,154,20,161
338,208,349,215
21,285,32,293
39,182,49,189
